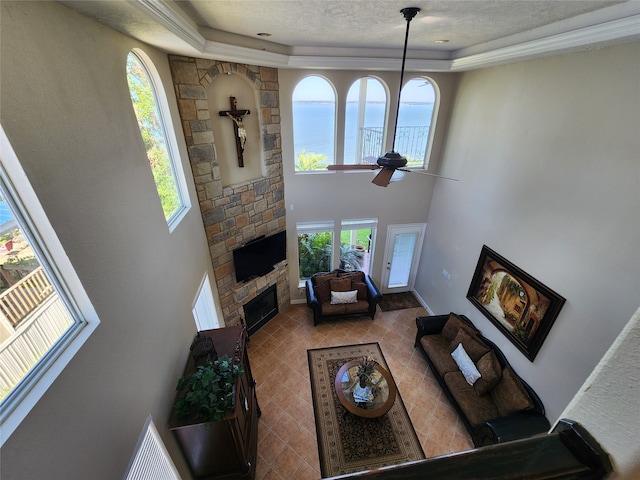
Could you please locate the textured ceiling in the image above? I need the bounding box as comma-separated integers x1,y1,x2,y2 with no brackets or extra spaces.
60,0,638,69
177,0,627,51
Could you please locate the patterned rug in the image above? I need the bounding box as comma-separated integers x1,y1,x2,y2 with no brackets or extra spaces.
379,291,421,311
307,343,425,478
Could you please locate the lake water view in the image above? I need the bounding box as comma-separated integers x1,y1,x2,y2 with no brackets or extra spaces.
293,102,434,164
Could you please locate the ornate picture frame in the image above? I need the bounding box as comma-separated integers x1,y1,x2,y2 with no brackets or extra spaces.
466,245,566,361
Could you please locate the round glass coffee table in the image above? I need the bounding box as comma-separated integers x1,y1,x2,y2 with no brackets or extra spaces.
334,359,397,418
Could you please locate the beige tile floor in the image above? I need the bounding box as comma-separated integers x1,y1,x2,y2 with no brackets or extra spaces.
247,303,474,480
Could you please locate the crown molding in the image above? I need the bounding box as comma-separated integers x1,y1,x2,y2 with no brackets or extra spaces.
201,40,290,67
285,56,453,72
451,14,640,71
133,0,639,72
133,0,205,52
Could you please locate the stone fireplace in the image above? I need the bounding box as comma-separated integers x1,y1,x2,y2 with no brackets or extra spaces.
168,56,289,326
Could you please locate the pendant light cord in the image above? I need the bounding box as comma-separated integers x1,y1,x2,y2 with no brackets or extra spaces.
392,8,419,152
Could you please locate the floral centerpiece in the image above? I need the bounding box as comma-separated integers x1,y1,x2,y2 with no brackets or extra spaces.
355,356,377,388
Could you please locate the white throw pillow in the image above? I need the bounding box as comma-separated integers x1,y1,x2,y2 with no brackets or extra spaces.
451,343,482,386
330,290,358,304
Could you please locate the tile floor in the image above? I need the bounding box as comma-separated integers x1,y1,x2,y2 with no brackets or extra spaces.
247,303,474,480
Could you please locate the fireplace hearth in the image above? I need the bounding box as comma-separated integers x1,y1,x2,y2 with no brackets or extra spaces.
243,284,278,335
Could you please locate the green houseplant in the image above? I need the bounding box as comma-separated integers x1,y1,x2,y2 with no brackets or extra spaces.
174,355,244,425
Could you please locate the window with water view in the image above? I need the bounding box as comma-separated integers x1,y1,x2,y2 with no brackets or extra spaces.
293,76,336,171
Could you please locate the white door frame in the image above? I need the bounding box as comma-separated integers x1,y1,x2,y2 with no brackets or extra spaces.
381,223,426,294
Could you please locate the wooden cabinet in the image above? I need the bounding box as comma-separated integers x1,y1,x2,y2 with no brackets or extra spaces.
169,326,260,479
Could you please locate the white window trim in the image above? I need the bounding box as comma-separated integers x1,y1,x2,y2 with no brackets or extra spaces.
341,218,379,230
292,75,337,171
192,272,221,331
344,77,389,165
0,126,100,446
398,76,440,170
340,218,378,276
296,220,335,286
421,76,440,170
129,49,191,233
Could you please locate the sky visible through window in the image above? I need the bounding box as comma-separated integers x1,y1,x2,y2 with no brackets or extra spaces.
293,76,435,103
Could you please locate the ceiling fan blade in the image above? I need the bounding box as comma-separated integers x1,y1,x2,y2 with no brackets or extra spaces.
397,168,458,181
372,168,394,187
328,164,379,171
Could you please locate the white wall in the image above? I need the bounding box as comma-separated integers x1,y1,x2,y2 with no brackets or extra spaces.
0,3,216,478
416,42,640,425
559,306,640,474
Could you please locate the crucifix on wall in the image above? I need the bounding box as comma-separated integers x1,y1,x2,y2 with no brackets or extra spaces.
218,97,251,167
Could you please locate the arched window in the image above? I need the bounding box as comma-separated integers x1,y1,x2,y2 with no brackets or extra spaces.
395,77,438,168
344,77,387,164
292,76,336,171
126,50,189,230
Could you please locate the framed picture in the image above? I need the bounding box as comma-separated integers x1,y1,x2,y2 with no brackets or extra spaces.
466,245,565,361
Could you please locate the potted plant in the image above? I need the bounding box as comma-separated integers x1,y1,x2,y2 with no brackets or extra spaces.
339,244,364,271
356,356,377,388
174,355,244,426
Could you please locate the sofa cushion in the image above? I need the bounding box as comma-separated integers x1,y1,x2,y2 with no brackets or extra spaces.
331,290,358,304
315,281,331,304
451,343,482,386
352,281,368,301
314,271,338,286
474,351,503,396
344,300,369,314
338,271,365,282
444,371,500,427
490,366,534,416
321,303,346,316
441,313,480,342
330,277,352,292
449,328,490,362
420,335,459,376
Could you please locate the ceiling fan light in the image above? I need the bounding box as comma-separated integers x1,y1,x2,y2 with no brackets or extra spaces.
389,170,406,183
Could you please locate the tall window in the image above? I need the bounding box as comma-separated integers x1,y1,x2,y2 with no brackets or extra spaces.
395,78,438,168
126,50,189,230
297,221,334,281
344,78,387,163
340,218,377,275
0,127,99,444
292,76,336,171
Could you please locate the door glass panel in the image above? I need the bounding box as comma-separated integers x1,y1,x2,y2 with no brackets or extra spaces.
388,233,417,288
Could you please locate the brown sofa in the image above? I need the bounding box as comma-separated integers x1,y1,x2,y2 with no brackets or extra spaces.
305,269,382,326
415,312,550,446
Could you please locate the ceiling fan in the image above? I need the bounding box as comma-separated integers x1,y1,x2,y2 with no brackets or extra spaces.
328,7,458,187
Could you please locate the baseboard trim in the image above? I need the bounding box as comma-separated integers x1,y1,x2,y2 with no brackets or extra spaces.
411,290,435,316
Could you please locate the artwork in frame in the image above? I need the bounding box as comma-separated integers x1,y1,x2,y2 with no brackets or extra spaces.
466,245,566,361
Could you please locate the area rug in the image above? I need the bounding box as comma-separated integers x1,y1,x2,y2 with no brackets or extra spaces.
379,291,421,311
307,343,425,478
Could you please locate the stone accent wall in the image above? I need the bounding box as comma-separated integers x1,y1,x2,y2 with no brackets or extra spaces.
168,56,288,326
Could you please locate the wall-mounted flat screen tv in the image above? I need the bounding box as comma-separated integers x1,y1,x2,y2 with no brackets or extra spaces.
233,231,287,283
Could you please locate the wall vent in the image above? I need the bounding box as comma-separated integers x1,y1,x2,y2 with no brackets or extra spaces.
124,416,181,480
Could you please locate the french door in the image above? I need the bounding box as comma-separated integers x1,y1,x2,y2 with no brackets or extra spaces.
381,223,426,294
